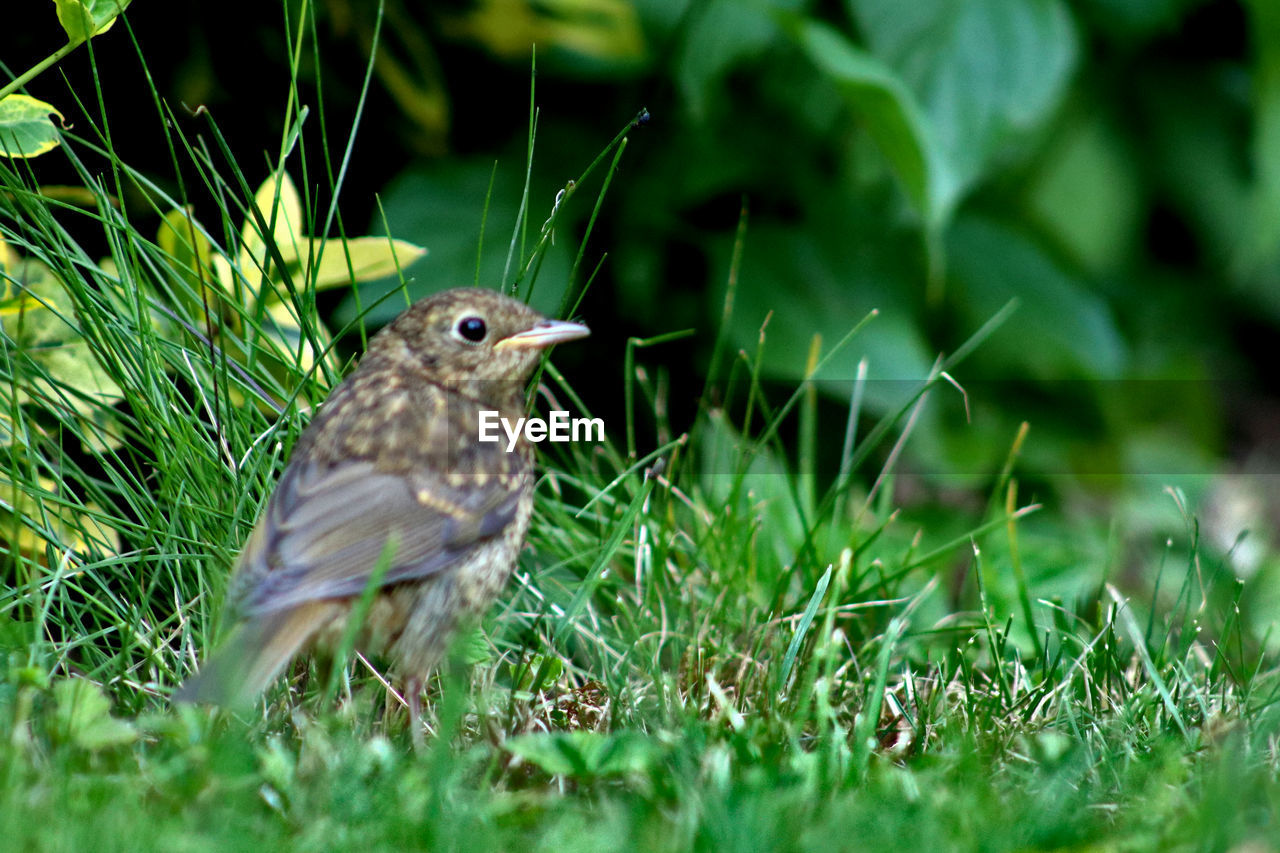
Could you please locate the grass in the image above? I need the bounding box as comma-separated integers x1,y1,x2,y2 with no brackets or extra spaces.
3,7,1280,851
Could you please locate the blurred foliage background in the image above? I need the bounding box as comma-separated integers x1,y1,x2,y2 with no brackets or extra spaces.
5,0,1277,535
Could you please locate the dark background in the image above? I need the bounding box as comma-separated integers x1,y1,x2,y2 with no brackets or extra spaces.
4,0,1276,496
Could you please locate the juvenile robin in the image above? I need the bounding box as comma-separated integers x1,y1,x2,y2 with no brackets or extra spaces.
175,288,589,735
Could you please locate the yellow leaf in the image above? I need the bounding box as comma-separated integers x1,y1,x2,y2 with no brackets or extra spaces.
158,207,239,332
442,0,646,63
52,0,130,44
0,474,121,564
539,0,646,62
0,94,65,159
0,250,126,451
240,170,305,296
261,299,333,375
302,237,427,291
53,0,94,43
34,185,114,207
0,235,18,276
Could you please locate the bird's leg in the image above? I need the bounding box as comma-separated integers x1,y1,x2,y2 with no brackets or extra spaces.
406,676,424,750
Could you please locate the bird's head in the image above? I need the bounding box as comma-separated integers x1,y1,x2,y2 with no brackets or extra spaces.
370,288,590,395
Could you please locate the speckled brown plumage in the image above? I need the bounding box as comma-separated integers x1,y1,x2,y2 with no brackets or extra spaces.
175,288,589,734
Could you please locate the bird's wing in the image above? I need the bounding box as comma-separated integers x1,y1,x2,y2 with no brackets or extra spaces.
234,456,525,615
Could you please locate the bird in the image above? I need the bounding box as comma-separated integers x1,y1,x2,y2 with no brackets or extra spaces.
175,287,589,739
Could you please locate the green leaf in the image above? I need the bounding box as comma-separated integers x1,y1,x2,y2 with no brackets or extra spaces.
1075,0,1199,39
674,0,802,118
1237,0,1280,291
1023,107,1142,273
1145,72,1251,270
509,653,565,691
53,0,130,43
948,215,1127,379
793,19,959,229
715,222,934,405
849,0,1078,213
505,731,663,778
0,95,65,159
455,627,493,667
51,679,137,750
25,340,126,421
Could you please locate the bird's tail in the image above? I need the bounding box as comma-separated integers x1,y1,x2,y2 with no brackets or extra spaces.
173,601,338,707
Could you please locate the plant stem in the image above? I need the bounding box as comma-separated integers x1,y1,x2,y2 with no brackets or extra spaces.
0,41,81,102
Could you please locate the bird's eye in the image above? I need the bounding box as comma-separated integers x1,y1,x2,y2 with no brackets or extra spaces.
456,316,487,343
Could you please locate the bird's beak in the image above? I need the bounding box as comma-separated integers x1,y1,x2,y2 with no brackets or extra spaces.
495,319,591,350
